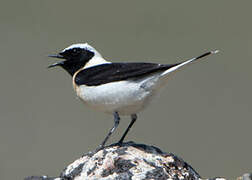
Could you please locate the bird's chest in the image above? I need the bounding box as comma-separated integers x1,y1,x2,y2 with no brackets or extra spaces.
73,79,155,114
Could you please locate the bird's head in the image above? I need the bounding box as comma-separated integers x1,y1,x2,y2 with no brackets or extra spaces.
48,43,102,76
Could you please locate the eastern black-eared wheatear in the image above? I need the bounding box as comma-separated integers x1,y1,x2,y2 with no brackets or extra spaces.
48,43,218,149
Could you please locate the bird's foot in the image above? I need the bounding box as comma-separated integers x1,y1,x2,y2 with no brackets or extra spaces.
110,140,134,147
95,144,105,153
117,140,123,146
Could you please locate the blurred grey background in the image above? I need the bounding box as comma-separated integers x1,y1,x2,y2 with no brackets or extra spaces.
0,1,251,179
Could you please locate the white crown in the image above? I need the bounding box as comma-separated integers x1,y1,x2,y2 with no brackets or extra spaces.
61,43,102,58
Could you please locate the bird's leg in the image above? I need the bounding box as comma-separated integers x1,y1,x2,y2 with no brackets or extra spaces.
118,114,137,144
97,112,120,150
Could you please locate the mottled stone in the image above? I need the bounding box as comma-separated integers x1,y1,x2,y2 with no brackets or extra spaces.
25,142,251,180
237,173,252,180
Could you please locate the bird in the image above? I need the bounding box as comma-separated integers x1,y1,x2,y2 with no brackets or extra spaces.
48,43,218,149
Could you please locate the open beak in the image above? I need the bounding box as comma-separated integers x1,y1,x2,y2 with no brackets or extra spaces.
48,54,64,59
48,54,65,68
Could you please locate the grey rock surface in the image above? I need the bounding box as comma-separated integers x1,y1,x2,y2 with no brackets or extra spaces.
25,142,251,180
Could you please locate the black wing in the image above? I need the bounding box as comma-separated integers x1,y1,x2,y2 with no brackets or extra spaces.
74,62,180,86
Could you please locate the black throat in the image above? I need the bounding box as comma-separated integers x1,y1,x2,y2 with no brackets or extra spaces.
61,61,87,76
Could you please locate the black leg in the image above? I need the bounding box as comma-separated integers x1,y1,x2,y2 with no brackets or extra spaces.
98,112,120,149
118,114,137,144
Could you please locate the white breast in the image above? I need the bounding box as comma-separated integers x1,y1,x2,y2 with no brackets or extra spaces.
75,73,164,115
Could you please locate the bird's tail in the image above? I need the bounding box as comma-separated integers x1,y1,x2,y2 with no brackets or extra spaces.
161,50,219,77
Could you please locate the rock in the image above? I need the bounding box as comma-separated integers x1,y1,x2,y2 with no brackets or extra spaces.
61,142,200,180
25,142,251,180
24,176,59,180
237,173,252,180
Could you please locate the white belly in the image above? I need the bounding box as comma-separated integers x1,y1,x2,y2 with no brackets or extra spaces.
74,73,164,115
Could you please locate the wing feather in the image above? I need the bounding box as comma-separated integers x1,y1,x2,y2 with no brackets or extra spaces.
74,62,179,86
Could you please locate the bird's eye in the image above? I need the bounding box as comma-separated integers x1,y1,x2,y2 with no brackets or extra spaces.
71,48,80,56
